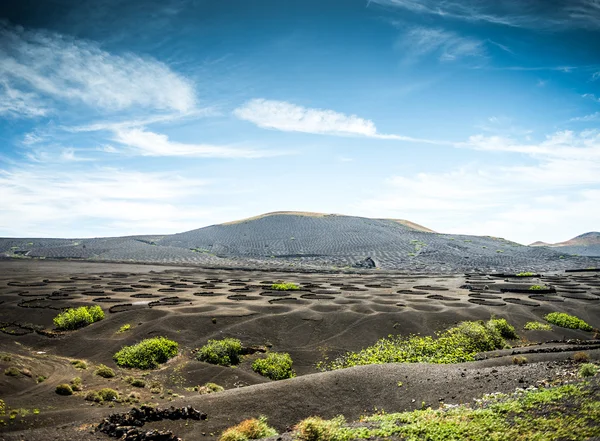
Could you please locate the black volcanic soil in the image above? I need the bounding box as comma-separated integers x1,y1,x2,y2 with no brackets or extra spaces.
1,260,599,441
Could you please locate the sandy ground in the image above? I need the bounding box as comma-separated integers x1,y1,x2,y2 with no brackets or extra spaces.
1,260,599,440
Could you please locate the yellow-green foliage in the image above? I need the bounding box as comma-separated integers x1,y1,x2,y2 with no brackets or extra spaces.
117,324,131,333
197,338,243,366
320,319,512,370
487,318,518,339
0,399,5,416
220,416,277,441
55,384,73,396
579,363,598,377
94,364,115,378
198,382,224,394
528,285,547,290
516,272,535,277
295,416,348,441
71,360,87,369
524,321,552,331
271,282,299,291
70,376,83,391
252,352,296,380
545,312,593,331
53,306,104,330
295,384,599,441
85,388,119,403
113,337,178,369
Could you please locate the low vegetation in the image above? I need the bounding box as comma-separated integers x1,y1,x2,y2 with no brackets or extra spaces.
512,356,527,365
53,305,104,330
197,338,243,366
524,321,552,331
319,319,515,370
220,416,277,441
0,399,5,416
198,382,224,394
574,352,590,363
117,324,131,333
70,377,83,391
544,312,593,331
71,360,87,369
516,272,536,277
271,282,300,291
579,363,598,377
4,367,20,377
55,384,73,396
258,383,600,441
252,352,296,380
528,285,547,290
113,337,178,369
94,364,115,378
85,388,119,403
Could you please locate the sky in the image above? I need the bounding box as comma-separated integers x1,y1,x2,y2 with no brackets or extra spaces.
0,0,599,244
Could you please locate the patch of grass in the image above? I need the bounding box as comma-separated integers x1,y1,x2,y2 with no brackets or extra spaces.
579,363,598,377
197,338,243,366
528,285,547,290
4,367,20,377
294,416,348,441
117,324,131,333
53,305,104,330
516,272,536,277
524,321,552,331
36,375,47,383
271,282,300,291
70,376,83,391
545,312,593,331
71,360,87,369
113,337,178,369
94,364,115,378
288,383,598,441
512,356,528,365
252,352,296,380
198,382,224,394
85,388,119,403
0,399,5,416
319,319,513,370
130,378,146,388
220,416,277,441
55,384,73,396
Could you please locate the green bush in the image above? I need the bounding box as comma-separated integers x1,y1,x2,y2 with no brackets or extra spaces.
524,321,552,331
0,399,5,416
271,282,300,291
516,272,535,277
579,363,598,378
220,416,277,441
488,318,518,339
53,306,104,330
130,379,146,388
55,384,73,396
70,377,83,391
320,319,513,370
71,360,87,369
528,285,547,291
197,338,243,366
113,337,178,369
95,364,115,378
117,324,131,333
198,382,224,394
97,388,119,401
294,416,348,441
544,312,592,331
4,367,20,377
512,356,527,365
252,352,296,380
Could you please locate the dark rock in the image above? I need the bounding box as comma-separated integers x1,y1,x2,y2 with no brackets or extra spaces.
353,257,376,269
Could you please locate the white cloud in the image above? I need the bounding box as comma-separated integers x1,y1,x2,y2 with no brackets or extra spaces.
592,71,600,81
0,80,48,117
358,129,600,243
112,127,282,158
234,98,439,143
397,27,485,63
0,23,196,116
570,112,600,122
0,166,220,237
582,93,600,103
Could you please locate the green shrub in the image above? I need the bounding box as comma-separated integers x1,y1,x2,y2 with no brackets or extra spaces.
573,352,590,363
97,388,119,401
0,399,5,416
516,272,535,277
95,364,115,378
252,352,296,380
117,324,131,333
70,377,82,391
131,378,146,388
198,382,224,394
113,337,178,369
53,306,104,330
84,391,101,402
220,416,277,441
55,384,73,396
36,375,47,383
294,416,348,441
544,312,593,331
320,319,513,370
271,282,299,291
524,321,552,331
4,367,20,377
197,338,243,366
512,356,527,365
528,285,547,290
579,363,598,377
488,318,518,339
71,360,87,369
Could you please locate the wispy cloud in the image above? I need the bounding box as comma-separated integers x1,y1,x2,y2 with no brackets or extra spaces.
0,80,48,118
112,127,282,158
397,26,486,63
583,93,600,103
592,71,600,81
234,99,441,143
0,22,196,117
369,0,600,30
570,112,600,122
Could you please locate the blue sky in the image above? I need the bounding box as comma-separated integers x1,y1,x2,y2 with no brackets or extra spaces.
1,0,599,244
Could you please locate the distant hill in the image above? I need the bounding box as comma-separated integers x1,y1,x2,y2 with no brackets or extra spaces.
0,212,595,272
529,232,600,257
